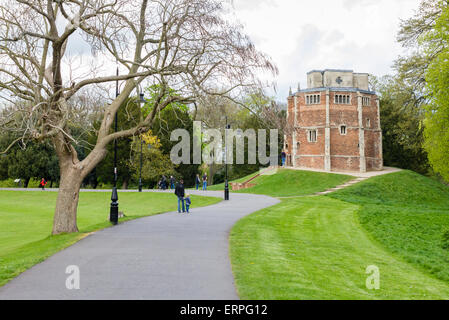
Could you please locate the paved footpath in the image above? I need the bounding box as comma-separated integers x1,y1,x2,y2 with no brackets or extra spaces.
0,190,279,300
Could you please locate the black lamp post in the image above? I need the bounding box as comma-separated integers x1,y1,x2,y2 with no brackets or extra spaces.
110,67,120,225
138,92,146,193
224,116,231,201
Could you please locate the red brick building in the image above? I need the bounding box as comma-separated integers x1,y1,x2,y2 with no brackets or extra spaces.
285,69,383,173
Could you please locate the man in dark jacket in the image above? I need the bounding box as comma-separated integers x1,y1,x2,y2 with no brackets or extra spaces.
175,179,186,213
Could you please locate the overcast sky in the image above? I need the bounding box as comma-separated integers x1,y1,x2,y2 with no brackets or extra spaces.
231,0,421,100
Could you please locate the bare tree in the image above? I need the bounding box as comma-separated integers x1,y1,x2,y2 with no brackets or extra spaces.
0,0,276,234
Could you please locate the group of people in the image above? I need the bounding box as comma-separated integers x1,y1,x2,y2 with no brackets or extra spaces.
174,179,191,214
157,175,176,190
172,172,209,214
195,173,208,191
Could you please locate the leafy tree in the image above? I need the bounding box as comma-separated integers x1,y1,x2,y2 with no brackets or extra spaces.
7,141,59,187
144,85,200,187
395,0,448,96
386,0,448,179
129,132,178,188
93,98,141,189
376,76,430,174
422,5,449,181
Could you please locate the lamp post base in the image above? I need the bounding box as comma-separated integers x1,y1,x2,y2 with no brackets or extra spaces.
224,181,230,201
110,187,119,225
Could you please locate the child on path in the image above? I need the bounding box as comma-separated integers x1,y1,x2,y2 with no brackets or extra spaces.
185,194,191,213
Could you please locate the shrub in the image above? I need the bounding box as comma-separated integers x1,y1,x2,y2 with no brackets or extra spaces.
0,179,18,188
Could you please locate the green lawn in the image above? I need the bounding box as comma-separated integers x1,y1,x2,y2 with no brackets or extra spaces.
328,170,449,282
0,191,221,287
210,169,353,197
231,196,449,300
230,169,449,299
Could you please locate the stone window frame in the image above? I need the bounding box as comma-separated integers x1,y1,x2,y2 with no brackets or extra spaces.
339,125,347,136
307,129,318,143
306,94,321,105
362,96,371,106
334,94,351,105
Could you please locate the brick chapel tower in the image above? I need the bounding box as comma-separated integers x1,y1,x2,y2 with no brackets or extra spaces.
285,69,383,173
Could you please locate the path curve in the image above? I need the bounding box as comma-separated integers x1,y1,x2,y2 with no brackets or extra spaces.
0,190,279,300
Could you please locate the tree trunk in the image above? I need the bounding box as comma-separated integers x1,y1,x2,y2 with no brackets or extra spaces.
122,178,129,190
209,164,217,186
51,132,108,235
52,166,83,235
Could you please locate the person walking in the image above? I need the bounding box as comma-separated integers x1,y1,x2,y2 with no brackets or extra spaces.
281,150,287,167
170,176,175,190
202,173,208,191
195,174,201,190
39,178,47,191
175,179,186,213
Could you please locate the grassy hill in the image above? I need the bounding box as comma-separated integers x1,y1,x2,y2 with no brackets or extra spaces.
209,169,353,197
328,170,449,282
230,169,449,299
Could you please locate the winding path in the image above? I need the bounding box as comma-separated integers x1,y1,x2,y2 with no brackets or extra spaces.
0,190,279,300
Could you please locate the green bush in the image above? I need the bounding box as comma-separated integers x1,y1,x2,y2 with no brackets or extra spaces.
28,178,41,188
96,182,113,190
0,179,18,188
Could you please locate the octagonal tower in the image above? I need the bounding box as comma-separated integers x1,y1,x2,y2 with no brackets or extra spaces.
285,69,383,173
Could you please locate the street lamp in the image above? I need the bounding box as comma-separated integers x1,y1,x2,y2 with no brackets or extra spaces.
138,92,146,192
224,116,231,201
110,72,146,224
110,66,120,225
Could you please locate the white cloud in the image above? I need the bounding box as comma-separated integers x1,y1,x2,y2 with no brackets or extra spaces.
232,0,420,100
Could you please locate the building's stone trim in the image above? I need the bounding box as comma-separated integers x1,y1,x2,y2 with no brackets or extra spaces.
376,97,384,170
357,91,366,173
325,89,331,171
295,155,325,158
